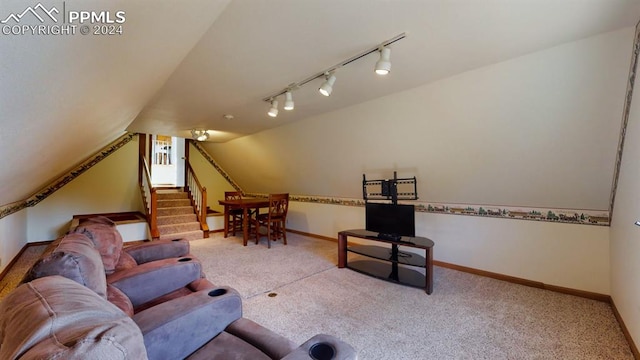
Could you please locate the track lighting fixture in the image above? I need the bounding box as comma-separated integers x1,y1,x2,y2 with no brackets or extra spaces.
318,73,336,97
375,47,391,75
267,99,279,117
191,129,209,141
284,91,294,110
262,32,406,113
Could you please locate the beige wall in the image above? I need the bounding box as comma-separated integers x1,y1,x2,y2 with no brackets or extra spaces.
610,31,640,347
188,142,238,213
26,137,143,242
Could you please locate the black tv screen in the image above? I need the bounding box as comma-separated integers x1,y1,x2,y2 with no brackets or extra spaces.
365,203,415,238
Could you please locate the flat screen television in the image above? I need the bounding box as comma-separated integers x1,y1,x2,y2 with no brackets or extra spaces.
365,202,415,239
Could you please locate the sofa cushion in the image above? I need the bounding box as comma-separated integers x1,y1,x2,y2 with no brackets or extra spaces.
0,276,147,360
23,232,108,298
72,216,123,274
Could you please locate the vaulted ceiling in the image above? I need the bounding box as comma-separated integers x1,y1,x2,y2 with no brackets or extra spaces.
1,0,639,206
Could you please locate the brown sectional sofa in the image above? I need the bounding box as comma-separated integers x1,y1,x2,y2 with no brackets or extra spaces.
0,217,357,359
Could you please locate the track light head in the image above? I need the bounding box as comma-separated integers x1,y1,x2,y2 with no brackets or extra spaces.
375,47,391,75
268,99,279,117
262,33,405,112
284,91,294,110
318,73,336,96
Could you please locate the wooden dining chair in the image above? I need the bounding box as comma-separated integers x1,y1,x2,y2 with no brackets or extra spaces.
252,193,289,248
225,191,244,236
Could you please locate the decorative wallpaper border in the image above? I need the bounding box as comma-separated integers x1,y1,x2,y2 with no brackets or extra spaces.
609,21,640,220
246,193,610,226
415,202,609,226
0,132,136,220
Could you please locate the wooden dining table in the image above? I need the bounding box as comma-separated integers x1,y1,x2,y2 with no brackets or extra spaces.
218,198,270,245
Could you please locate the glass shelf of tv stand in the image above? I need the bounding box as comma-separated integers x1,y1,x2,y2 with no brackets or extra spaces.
347,260,427,289
347,245,426,267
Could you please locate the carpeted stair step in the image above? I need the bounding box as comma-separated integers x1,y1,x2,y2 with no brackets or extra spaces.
159,229,204,241
158,221,202,235
158,199,191,208
157,206,194,216
151,190,206,240
156,192,189,200
157,214,198,226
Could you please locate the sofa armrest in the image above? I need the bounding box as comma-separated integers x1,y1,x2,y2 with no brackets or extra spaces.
123,239,190,264
225,318,297,359
133,286,242,360
281,334,358,360
106,257,202,307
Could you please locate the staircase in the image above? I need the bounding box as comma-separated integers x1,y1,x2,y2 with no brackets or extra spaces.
155,189,204,241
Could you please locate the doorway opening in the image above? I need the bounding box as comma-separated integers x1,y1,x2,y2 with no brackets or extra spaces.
150,135,185,187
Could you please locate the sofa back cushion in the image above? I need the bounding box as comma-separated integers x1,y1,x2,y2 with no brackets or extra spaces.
0,276,147,360
23,233,107,298
72,216,123,274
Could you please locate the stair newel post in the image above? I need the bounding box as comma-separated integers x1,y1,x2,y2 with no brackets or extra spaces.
184,139,190,188
184,160,209,238
150,188,159,239
201,187,208,237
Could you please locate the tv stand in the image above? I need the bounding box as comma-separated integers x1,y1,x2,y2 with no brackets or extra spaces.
376,233,402,241
338,229,434,294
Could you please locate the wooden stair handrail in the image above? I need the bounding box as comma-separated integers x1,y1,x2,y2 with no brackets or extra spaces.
185,161,209,238
139,154,159,239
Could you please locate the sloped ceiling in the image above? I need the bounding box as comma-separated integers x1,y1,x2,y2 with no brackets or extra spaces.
0,0,230,206
2,0,640,208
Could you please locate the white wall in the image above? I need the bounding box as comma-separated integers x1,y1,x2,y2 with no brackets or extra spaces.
117,222,149,243
207,28,633,212
0,210,27,273
26,138,143,242
151,165,176,185
610,33,640,346
206,214,225,233
289,201,610,294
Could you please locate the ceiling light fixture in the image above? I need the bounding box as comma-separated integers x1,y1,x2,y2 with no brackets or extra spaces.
284,91,295,110
191,129,209,141
267,99,279,117
318,72,336,97
262,32,406,109
375,47,391,75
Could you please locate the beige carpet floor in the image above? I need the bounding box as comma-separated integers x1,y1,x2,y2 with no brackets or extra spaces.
191,232,634,360
1,233,633,359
